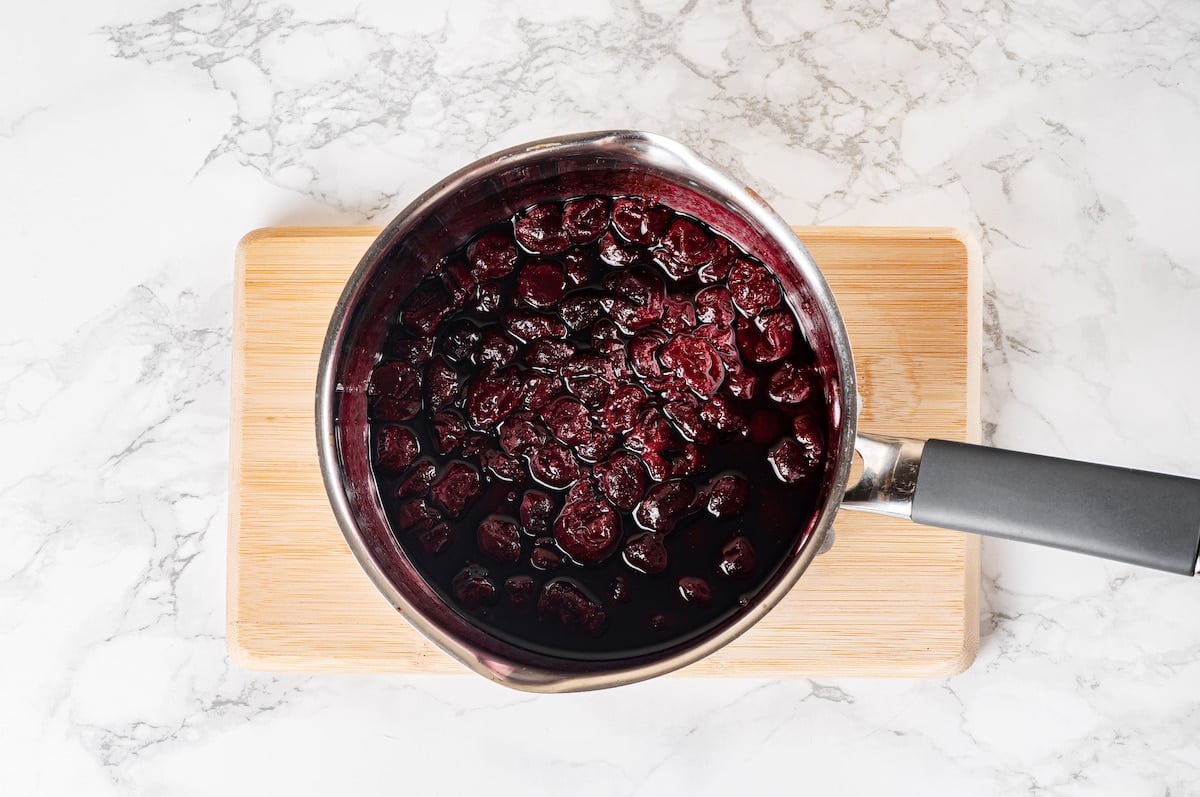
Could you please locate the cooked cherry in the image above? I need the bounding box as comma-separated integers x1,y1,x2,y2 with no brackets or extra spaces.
430,461,481,515
476,328,518,366
655,218,713,279
517,260,568,308
593,337,632,381
659,296,697,335
368,361,422,421
460,433,490,458
538,579,607,635
611,197,671,244
442,259,476,307
598,230,641,267
505,574,536,606
752,310,795,362
634,480,697,533
468,230,520,280
648,612,675,634
697,237,737,283
520,489,554,535
677,576,712,606
555,499,621,564
417,523,451,555
670,443,706,478
767,361,816,404
663,398,714,445
498,414,546,457
543,396,593,446
466,365,523,428
706,473,749,517
603,385,647,433
388,334,434,367
452,564,498,609
792,416,826,467
623,531,668,573
561,353,615,406
432,411,467,455
402,278,454,335
594,451,649,511
520,370,560,410
376,425,420,470
527,338,576,370
717,536,756,578
396,458,437,497
725,371,757,399
562,196,609,243
768,438,810,483
699,395,746,435
425,355,460,412
476,282,503,313
573,426,616,463
728,258,781,317
562,251,590,285
695,285,735,326
482,449,525,482
506,311,568,341
558,294,603,330
625,407,674,456
529,442,581,489
605,267,665,333
693,322,740,367
628,330,667,379
659,334,725,397
394,498,440,532
531,545,564,571
478,515,522,563
441,318,482,361
515,203,570,254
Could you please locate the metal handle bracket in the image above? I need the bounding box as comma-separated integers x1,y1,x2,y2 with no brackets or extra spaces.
842,433,926,520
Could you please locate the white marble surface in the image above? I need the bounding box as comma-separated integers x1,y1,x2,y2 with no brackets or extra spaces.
4,0,1200,793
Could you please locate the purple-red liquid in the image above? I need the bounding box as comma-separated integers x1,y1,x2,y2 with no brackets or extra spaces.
367,196,828,659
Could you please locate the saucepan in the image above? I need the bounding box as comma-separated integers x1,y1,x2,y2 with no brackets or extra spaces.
316,130,1200,692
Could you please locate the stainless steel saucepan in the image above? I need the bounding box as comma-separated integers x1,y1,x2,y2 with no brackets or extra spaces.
316,130,1200,692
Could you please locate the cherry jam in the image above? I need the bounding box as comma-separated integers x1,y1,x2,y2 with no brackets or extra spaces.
367,196,828,659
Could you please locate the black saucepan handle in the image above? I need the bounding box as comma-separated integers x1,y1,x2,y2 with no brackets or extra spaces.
911,440,1200,575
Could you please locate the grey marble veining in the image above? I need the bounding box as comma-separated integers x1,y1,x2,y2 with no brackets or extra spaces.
3,0,1200,793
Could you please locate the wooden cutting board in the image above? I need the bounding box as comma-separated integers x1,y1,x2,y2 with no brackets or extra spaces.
228,226,980,676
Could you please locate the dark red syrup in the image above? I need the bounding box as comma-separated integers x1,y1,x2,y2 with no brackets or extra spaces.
366,195,828,659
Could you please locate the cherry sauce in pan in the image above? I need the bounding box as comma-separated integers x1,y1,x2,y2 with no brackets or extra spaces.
366,196,828,659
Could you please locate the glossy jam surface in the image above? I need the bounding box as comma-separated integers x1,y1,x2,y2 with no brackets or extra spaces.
366,196,829,659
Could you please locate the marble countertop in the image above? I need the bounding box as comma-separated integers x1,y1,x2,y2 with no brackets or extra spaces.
5,0,1200,793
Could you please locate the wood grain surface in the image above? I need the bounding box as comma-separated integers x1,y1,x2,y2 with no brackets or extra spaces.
228,226,980,676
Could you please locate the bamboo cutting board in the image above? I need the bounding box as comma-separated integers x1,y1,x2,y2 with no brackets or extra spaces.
228,226,980,676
